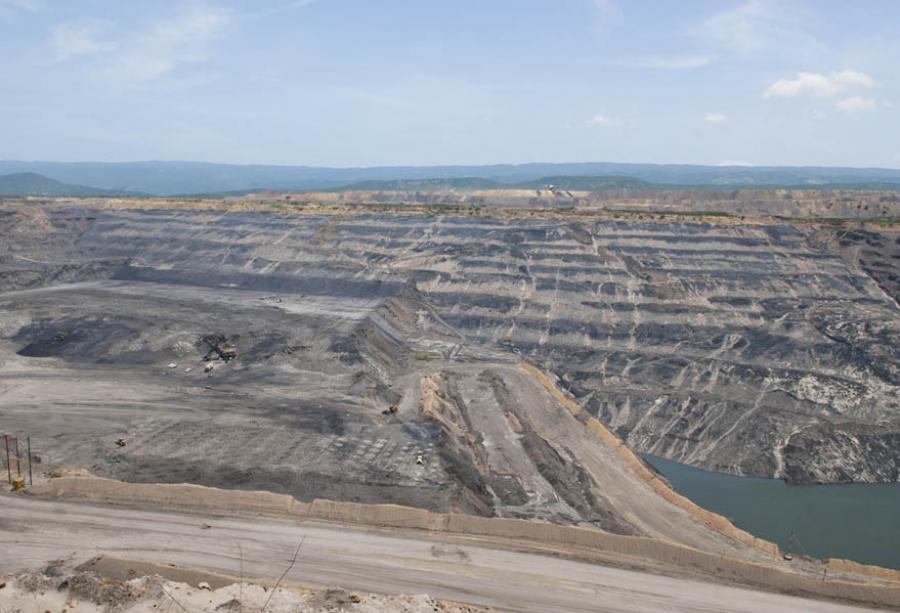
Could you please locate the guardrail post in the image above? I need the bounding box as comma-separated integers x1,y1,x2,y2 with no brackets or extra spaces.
27,436,33,485
3,435,10,485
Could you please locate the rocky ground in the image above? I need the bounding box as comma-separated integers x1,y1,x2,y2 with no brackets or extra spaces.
0,568,485,613
228,186,900,219
0,199,897,531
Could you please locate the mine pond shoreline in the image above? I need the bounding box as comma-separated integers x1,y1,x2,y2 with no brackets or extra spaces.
642,454,900,570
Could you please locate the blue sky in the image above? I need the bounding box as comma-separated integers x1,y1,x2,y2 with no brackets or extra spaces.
1,0,898,167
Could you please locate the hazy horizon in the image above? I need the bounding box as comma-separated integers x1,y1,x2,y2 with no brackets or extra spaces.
2,158,900,171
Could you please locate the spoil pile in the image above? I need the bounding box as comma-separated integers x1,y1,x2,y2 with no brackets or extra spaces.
1,570,487,613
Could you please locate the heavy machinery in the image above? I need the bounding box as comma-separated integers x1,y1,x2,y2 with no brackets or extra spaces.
783,530,811,561
3,433,33,491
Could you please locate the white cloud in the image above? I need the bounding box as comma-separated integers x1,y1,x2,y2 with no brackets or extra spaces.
50,23,114,62
99,5,231,85
704,112,728,124
703,1,769,53
836,96,877,112
587,114,616,127
277,0,317,8
586,113,634,128
0,0,37,10
253,0,317,18
615,55,713,70
587,113,619,128
763,70,875,99
701,0,823,59
591,0,623,29
592,1,620,16
0,0,38,18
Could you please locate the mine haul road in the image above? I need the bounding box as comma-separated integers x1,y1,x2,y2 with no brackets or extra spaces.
0,495,873,613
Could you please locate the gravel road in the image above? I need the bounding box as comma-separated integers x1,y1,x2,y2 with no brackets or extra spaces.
0,495,873,613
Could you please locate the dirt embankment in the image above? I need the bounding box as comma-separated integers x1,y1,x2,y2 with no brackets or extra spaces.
1,564,484,613
7,193,898,226
20,359,900,601
519,362,780,557
23,476,900,609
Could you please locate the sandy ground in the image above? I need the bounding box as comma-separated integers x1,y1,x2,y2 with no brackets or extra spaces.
0,494,879,613
0,571,486,613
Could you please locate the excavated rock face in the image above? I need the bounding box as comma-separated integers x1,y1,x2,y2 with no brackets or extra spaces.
781,423,900,484
406,218,899,483
1,206,898,488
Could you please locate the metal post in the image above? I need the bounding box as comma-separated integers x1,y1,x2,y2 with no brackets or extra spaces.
15,437,21,479
27,436,33,486
3,435,10,484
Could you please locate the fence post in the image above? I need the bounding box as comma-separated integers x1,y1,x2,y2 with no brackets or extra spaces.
3,435,10,485
27,436,33,486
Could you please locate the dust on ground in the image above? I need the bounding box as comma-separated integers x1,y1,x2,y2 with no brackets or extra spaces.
1,560,487,613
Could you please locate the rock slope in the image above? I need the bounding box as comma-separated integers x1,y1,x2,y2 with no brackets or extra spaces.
1,205,898,494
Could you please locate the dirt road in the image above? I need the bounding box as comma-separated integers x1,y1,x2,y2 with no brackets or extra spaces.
0,495,873,612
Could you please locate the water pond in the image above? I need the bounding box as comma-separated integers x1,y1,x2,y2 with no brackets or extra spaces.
642,454,900,570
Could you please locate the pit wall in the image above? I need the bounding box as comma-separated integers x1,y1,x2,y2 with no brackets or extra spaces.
25,477,900,609
519,362,781,557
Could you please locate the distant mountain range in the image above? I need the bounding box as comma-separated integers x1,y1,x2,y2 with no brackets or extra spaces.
1,161,899,196
0,172,142,197
338,175,650,191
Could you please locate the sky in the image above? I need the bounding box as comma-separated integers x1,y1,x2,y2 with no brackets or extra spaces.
1,0,898,168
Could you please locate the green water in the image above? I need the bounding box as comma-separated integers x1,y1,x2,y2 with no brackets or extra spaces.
642,454,900,570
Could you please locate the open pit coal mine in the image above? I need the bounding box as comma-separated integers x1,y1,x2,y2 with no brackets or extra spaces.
1,203,898,535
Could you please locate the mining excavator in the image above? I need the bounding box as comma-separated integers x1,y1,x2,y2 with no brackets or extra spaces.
783,530,811,561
